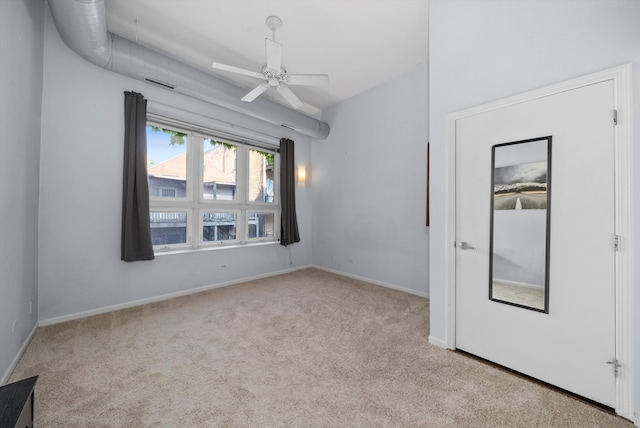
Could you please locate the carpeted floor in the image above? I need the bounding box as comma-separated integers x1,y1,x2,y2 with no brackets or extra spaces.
10,268,632,427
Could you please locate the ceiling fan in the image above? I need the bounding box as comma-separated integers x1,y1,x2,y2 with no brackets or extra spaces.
211,16,329,110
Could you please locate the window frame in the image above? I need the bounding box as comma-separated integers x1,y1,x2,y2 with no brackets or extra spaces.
149,208,192,251
146,119,280,253
199,208,240,247
246,210,279,242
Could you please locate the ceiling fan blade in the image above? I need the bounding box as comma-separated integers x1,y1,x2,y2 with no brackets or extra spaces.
265,39,282,71
277,85,304,109
242,83,269,102
285,74,330,86
212,62,264,80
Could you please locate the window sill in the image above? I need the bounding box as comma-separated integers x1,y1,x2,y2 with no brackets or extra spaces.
153,240,280,257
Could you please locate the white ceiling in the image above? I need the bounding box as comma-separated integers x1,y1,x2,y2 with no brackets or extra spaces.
105,0,428,116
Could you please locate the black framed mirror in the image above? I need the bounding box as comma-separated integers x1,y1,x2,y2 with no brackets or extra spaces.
489,136,551,313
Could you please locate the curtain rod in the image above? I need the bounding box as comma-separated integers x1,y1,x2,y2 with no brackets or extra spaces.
147,113,280,153
146,100,283,152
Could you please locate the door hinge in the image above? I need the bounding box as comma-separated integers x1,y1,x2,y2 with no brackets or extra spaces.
613,109,618,126
613,234,620,251
607,359,622,377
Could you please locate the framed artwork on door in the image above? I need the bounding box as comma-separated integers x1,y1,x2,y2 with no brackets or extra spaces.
426,142,430,227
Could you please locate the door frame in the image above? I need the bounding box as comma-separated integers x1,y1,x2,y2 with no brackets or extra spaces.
443,64,633,419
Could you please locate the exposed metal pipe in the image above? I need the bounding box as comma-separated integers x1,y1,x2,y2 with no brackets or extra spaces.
47,0,330,140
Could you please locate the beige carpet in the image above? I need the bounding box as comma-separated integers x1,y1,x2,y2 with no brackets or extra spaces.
10,268,631,427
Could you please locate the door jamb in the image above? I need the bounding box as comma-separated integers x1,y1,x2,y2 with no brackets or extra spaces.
444,64,633,420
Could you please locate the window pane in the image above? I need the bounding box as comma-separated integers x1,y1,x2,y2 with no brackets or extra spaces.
203,211,237,242
150,212,187,246
147,125,187,199
248,212,275,239
203,140,236,200
248,149,275,203
160,187,177,198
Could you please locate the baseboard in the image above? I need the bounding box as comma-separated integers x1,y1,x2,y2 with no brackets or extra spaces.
493,278,544,290
38,264,428,326
1,323,38,385
38,265,313,327
311,265,429,298
428,335,449,349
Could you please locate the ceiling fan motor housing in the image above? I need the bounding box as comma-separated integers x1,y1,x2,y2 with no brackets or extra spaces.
261,64,287,86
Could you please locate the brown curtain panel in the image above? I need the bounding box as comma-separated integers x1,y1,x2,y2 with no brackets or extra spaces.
279,138,300,246
121,91,154,261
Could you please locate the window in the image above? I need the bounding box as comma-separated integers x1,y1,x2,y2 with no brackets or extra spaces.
160,187,177,198
247,212,276,239
150,211,188,246
202,211,237,242
147,123,279,251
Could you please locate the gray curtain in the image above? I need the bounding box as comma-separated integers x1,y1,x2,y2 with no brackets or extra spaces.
280,138,300,246
121,91,154,261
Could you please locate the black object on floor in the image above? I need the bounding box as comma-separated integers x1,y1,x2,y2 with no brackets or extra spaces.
0,375,38,428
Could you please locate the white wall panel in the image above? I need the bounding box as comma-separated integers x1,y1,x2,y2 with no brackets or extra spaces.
0,0,44,383
313,63,429,296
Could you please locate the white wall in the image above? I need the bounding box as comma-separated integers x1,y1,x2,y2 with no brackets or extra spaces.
313,63,429,296
38,6,313,323
0,0,43,383
428,0,640,420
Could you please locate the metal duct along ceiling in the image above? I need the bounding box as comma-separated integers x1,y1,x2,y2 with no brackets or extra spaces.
47,0,330,140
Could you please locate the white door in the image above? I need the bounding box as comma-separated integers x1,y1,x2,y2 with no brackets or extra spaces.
455,80,616,406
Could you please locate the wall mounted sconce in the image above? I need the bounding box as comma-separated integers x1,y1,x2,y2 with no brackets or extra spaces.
297,166,307,185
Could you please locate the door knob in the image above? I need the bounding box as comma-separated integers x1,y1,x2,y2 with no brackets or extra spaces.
458,241,476,250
